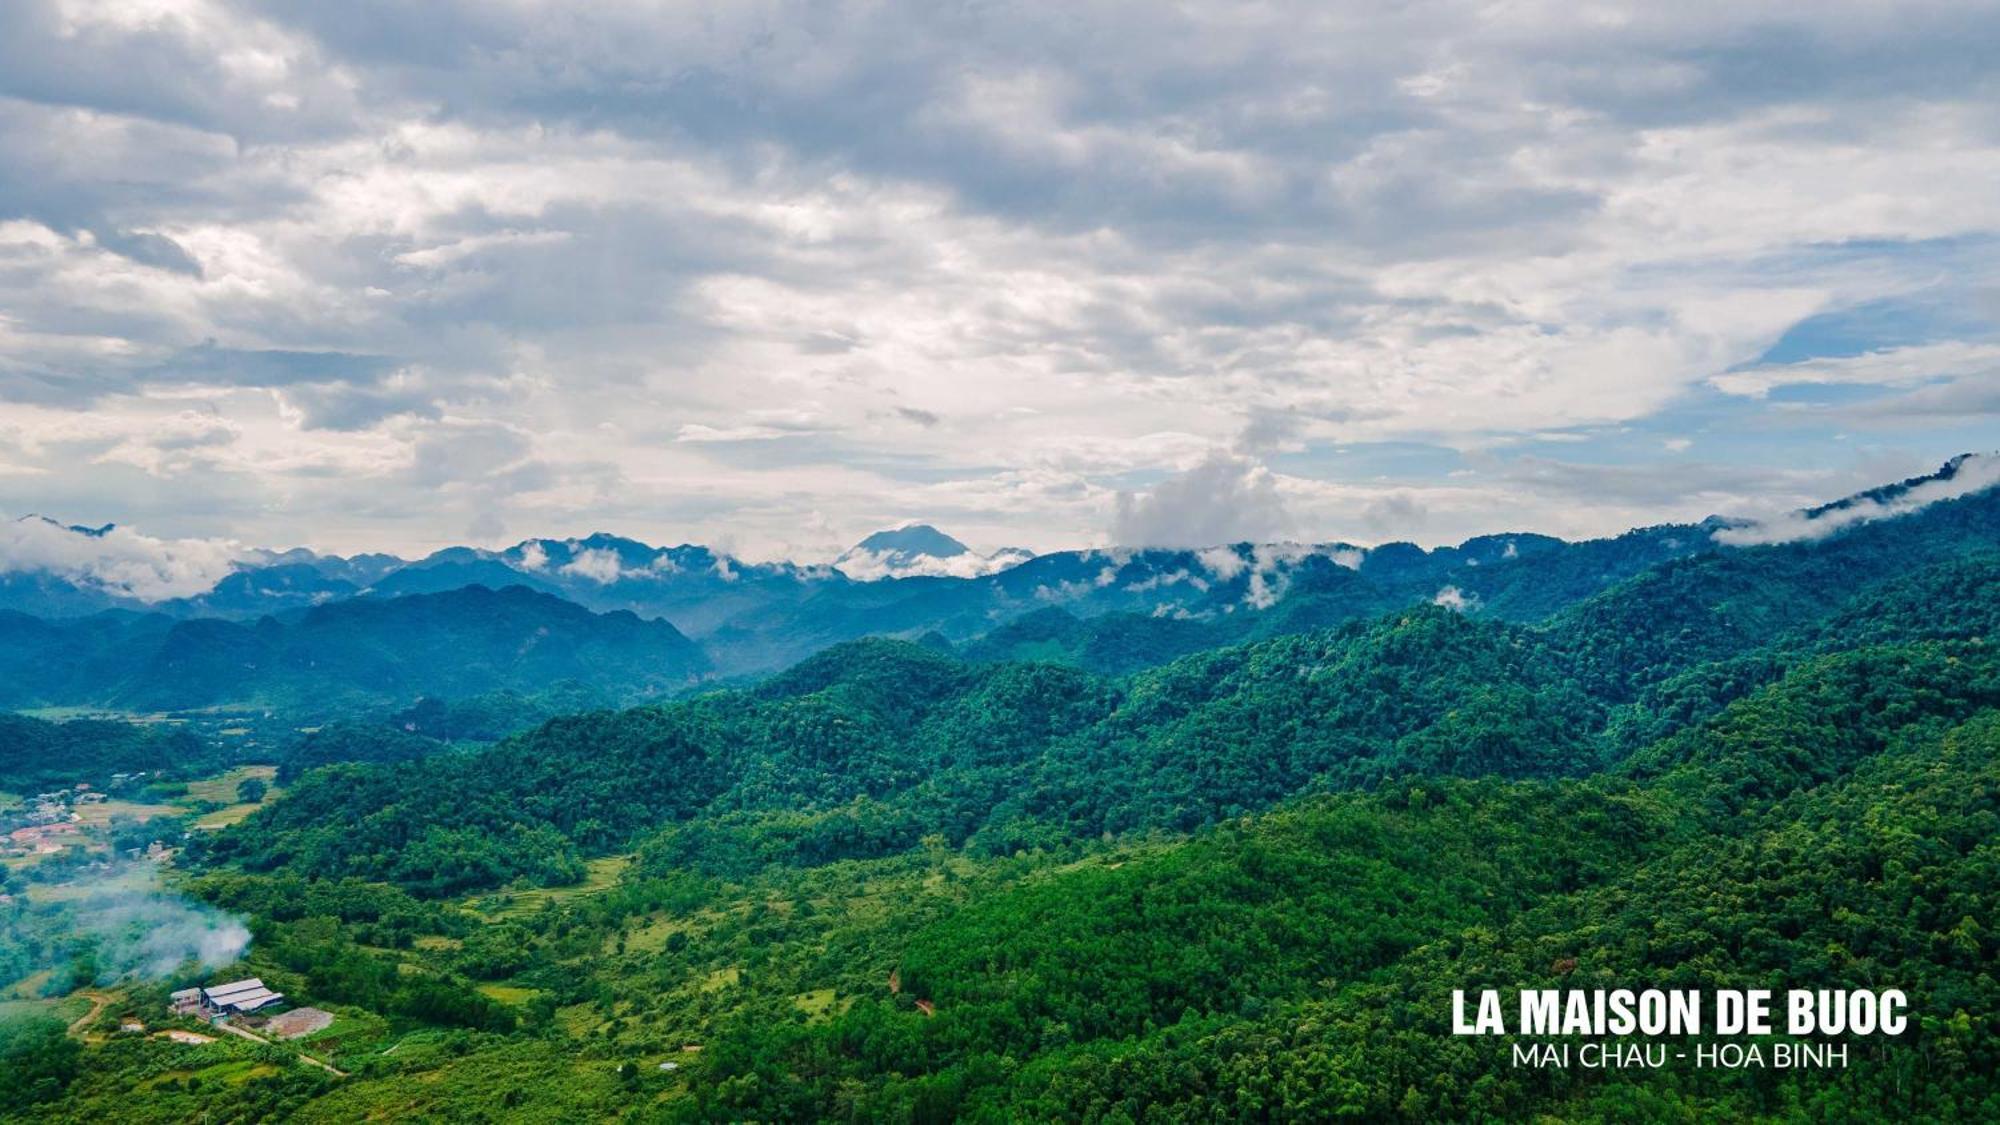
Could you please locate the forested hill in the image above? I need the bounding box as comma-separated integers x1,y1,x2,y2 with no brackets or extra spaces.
0,712,215,792
151,485,2000,1122
203,489,2000,897
0,584,708,715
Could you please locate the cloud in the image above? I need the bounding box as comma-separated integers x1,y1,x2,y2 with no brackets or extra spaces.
405,423,536,487
144,345,400,389
832,541,1033,580
92,229,205,277
0,516,246,600
1112,455,1292,548
1195,545,1249,581
1431,585,1475,612
1361,493,1427,537
1491,455,1822,510
0,1,1994,556
560,546,624,584
278,381,441,431
1235,407,1308,455
1710,341,2000,397
1714,452,2000,546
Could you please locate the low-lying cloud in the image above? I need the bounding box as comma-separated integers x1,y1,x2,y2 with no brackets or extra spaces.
1715,453,2000,546
0,516,245,601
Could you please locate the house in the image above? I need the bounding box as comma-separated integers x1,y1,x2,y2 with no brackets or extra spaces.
170,978,286,1020
202,978,285,1016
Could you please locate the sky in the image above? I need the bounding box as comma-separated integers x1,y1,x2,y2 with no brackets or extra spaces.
1,0,1997,562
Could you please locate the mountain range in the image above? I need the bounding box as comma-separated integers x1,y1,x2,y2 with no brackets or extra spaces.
0,455,1993,711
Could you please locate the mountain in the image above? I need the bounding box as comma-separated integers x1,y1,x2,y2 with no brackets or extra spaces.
497,534,837,637
0,585,709,715
206,481,2000,897
160,563,360,617
365,547,564,599
833,524,1036,580
4,455,1995,682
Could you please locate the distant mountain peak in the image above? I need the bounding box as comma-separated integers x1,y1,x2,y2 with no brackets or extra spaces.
17,514,115,538
835,524,1034,581
852,524,971,559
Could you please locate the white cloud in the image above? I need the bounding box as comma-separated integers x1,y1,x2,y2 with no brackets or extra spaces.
831,545,1030,581
559,547,624,584
1195,546,1248,581
0,1,1993,556
1113,455,1292,548
1432,585,1475,612
0,517,246,601
1714,453,2000,546
1124,567,1206,594
1710,342,2000,398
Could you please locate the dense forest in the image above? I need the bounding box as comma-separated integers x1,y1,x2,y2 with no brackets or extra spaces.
2,474,1997,1122
0,585,708,715
0,713,215,793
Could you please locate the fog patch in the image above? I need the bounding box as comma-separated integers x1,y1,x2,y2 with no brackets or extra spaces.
1432,585,1476,612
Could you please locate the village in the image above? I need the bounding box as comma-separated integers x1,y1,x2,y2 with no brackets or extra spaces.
2,781,115,860
0,768,351,1081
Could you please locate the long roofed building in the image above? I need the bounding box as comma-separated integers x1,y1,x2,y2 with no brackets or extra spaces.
170,978,285,1019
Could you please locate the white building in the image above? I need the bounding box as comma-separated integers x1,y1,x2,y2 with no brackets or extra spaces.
170,978,285,1020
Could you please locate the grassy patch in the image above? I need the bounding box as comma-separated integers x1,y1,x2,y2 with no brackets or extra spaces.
790,988,846,1021
25,865,156,904
182,764,278,802
185,765,284,829
71,797,183,828
462,855,633,920
614,913,691,955
476,984,540,1007
0,995,57,1019
555,1002,603,1037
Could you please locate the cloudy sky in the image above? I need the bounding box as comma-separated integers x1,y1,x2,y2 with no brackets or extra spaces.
1,0,1996,560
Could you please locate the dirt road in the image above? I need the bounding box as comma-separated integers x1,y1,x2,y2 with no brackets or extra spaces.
67,991,112,1036
211,1018,349,1077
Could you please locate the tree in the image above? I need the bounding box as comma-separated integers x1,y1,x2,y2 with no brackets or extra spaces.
237,777,269,803
0,1016,81,1111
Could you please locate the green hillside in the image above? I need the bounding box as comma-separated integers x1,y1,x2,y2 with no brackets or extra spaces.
5,478,1998,1122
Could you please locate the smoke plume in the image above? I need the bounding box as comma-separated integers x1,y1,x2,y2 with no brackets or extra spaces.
15,864,251,984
